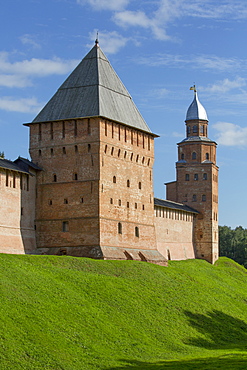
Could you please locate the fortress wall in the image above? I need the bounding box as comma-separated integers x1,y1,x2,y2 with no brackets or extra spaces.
154,206,195,261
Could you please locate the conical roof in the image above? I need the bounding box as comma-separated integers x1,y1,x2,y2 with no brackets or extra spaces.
186,91,208,121
32,42,152,133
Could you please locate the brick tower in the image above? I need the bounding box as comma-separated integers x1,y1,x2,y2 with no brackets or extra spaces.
166,87,218,263
25,40,166,264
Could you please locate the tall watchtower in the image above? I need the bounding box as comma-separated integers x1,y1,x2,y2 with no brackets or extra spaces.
25,41,166,264
166,87,218,263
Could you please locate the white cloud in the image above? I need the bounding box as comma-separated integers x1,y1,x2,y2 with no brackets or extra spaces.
19,34,41,49
0,74,32,88
76,0,129,11
137,53,244,73
204,77,246,93
0,97,43,114
88,30,129,54
0,52,78,88
213,121,247,146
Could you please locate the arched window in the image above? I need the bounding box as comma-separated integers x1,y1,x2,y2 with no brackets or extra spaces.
74,173,78,181
192,152,196,160
53,174,57,182
118,222,122,234
113,176,116,183
181,153,184,160
135,226,139,238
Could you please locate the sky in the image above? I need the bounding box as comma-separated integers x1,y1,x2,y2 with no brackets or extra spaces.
1,0,247,228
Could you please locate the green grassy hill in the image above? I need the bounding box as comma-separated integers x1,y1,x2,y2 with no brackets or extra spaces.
0,255,247,370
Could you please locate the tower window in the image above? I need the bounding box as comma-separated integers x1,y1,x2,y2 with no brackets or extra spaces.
113,176,116,183
193,125,198,133
88,144,91,152
49,199,52,205
118,149,121,157
74,173,78,181
110,198,113,204
118,199,121,206
202,194,206,202
185,174,190,181
75,145,78,153
139,182,142,189
104,145,107,154
206,153,209,160
118,222,122,234
194,174,198,181
51,148,54,156
127,179,130,187
181,153,185,160
187,126,191,135
64,198,68,204
39,150,41,156
53,174,57,182
192,194,197,202
135,226,139,238
203,173,207,180
127,201,129,208
135,203,137,209
62,221,69,232
63,147,66,154
192,152,196,160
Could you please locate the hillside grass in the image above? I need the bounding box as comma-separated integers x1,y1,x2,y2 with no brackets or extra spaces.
0,254,247,369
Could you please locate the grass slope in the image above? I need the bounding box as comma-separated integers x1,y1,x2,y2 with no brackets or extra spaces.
0,255,247,369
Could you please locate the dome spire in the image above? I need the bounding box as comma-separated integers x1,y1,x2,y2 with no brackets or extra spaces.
186,85,208,121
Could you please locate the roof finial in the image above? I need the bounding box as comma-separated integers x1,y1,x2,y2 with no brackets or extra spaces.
190,84,197,95
95,31,99,46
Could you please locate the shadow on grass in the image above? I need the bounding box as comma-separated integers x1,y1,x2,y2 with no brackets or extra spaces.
105,354,247,369
183,310,247,349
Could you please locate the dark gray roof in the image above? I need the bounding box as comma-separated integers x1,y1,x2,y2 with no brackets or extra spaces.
14,157,42,172
0,158,29,174
179,136,216,144
31,43,152,134
0,157,41,175
154,198,199,214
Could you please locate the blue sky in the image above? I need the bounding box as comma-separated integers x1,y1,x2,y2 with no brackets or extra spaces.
1,0,247,228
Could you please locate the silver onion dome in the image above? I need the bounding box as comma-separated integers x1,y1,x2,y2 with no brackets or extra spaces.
186,90,208,121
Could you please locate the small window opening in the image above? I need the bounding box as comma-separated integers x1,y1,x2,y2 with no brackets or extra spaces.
185,174,190,181
206,153,209,160
192,152,196,160
194,174,198,181
135,226,139,238
127,179,130,187
118,222,122,234
74,173,78,181
80,197,84,203
88,144,91,152
202,194,206,202
127,201,130,208
118,199,121,206
139,182,142,189
53,174,57,182
135,203,137,209
113,176,116,183
110,198,113,204
75,145,78,153
62,221,69,232
192,194,197,202
49,199,52,205
64,198,68,204
51,148,54,156
63,147,66,154
203,173,207,180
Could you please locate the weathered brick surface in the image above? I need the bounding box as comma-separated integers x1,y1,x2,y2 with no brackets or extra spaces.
0,168,36,254
154,207,196,260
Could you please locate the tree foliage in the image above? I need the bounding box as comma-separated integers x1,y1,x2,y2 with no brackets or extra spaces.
219,225,247,268
0,151,4,158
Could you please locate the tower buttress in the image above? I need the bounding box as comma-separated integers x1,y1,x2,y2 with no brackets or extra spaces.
166,87,218,263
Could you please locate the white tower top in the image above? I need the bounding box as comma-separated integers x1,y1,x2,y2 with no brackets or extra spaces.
186,87,208,121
